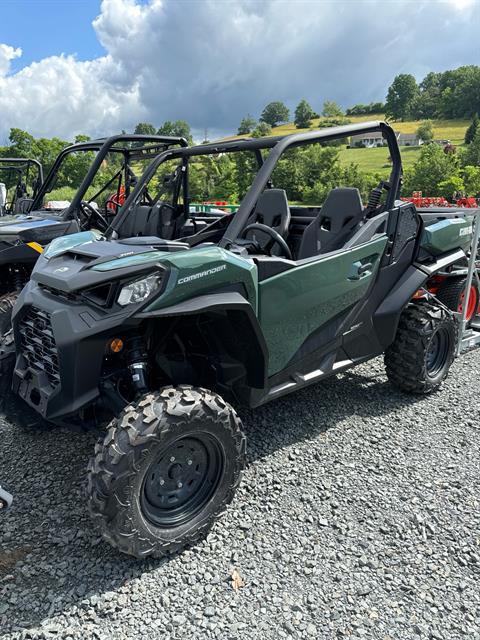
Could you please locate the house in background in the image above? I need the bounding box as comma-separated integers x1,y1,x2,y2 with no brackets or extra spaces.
350,131,424,148
397,133,423,146
349,132,385,148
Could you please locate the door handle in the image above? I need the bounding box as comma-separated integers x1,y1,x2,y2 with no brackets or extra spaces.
348,261,373,280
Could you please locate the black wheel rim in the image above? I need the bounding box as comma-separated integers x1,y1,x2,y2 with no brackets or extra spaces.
426,327,450,377
141,434,224,528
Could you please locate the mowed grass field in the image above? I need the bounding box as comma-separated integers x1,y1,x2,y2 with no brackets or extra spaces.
222,114,469,175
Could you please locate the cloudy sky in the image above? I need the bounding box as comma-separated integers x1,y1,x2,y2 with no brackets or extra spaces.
0,0,478,142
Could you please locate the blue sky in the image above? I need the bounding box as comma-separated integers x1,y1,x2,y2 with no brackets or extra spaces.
0,0,478,142
0,0,105,70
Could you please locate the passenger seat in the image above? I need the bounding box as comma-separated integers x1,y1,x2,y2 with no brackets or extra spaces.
297,187,364,259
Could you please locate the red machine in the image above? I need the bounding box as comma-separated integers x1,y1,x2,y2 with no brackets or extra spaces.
402,191,478,208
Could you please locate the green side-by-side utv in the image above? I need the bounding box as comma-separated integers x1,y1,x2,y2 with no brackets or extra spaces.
0,135,187,332
3,121,479,558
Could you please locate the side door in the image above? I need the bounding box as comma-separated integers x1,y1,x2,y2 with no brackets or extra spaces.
258,235,387,376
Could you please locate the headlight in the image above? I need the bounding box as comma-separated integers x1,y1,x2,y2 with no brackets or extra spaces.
117,273,163,306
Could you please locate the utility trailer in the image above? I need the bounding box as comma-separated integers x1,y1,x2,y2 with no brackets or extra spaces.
453,208,480,354
410,207,480,351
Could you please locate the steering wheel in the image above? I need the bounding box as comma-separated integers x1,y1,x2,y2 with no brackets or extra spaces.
241,223,292,260
79,200,109,232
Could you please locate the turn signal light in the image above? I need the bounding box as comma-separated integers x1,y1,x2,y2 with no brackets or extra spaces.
109,338,124,353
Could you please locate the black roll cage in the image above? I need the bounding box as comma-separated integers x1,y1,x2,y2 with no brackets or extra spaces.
31,134,188,218
107,121,402,246
0,158,44,192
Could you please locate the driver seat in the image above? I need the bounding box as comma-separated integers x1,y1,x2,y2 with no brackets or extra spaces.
247,189,291,255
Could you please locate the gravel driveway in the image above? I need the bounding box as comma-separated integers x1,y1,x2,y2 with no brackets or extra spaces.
1,354,479,640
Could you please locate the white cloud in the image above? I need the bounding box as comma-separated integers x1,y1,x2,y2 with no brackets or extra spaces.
0,44,22,76
0,0,478,142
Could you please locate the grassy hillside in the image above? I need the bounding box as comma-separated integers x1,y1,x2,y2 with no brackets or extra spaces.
270,114,468,143
223,114,469,175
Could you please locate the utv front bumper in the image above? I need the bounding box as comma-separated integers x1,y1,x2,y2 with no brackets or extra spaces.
12,282,140,422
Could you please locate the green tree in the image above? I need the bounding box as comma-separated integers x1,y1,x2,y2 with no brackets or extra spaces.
189,153,237,202
462,165,480,196
465,113,479,144
462,129,480,166
234,151,259,199
237,115,256,135
74,134,90,143
346,102,385,116
260,101,289,127
385,74,419,121
416,120,434,142
134,122,157,136
412,72,442,119
34,136,70,175
322,100,343,118
157,120,193,144
294,99,315,129
403,143,460,196
437,175,465,199
251,122,272,137
439,66,480,119
7,128,35,157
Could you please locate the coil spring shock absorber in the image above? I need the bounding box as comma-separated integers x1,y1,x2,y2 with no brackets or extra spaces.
12,267,25,291
125,335,148,395
366,180,389,217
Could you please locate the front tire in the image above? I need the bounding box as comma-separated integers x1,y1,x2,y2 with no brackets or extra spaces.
0,292,18,335
385,301,457,394
87,386,246,559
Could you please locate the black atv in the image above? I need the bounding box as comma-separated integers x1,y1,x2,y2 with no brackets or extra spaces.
0,158,43,216
6,121,479,559
0,134,187,332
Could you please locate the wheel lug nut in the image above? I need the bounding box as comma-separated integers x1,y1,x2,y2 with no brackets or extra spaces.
177,482,183,488
187,459,193,465
159,478,165,486
170,456,175,462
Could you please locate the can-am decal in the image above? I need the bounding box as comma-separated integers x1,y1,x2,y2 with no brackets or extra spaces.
178,264,226,284
459,225,473,237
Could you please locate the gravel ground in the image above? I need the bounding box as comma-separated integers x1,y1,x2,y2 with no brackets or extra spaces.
1,353,480,640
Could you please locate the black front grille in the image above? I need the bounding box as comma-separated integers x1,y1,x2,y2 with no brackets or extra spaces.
19,307,60,388
39,284,77,303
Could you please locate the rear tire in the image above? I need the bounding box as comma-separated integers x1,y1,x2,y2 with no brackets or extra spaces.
385,301,457,394
0,292,18,335
436,277,479,326
87,385,246,559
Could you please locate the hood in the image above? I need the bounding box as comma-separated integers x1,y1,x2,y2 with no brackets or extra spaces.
0,216,59,234
33,235,189,293
0,213,76,245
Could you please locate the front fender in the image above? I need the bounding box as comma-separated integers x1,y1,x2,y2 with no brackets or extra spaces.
136,291,268,390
